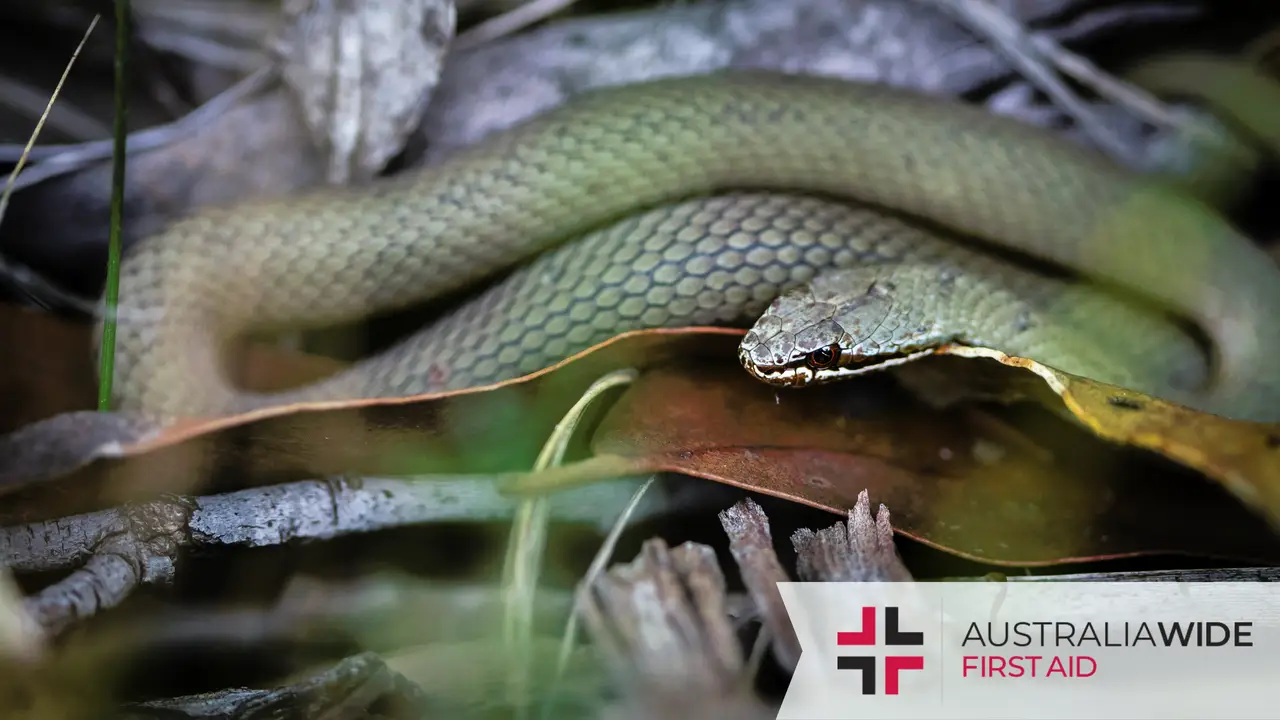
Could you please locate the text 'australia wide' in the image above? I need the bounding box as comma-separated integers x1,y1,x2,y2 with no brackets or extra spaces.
961,621,1254,648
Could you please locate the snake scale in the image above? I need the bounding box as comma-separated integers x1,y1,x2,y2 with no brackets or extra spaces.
107,71,1280,422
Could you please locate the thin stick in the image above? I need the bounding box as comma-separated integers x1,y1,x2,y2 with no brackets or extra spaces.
454,0,583,51
0,16,100,226
914,0,1139,165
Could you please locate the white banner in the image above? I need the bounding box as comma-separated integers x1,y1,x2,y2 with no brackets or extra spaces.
777,581,1280,719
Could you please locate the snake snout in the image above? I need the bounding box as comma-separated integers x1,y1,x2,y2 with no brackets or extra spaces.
737,344,816,388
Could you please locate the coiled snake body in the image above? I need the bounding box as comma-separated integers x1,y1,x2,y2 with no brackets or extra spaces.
108,72,1280,422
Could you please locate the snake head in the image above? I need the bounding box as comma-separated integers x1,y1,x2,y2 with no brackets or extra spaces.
738,272,942,387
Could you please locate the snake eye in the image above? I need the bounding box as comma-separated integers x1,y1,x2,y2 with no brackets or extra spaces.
805,344,840,370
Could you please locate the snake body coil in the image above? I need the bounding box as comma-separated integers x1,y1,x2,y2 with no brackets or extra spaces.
109,72,1280,421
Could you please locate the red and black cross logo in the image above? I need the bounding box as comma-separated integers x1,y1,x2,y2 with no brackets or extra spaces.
836,606,925,695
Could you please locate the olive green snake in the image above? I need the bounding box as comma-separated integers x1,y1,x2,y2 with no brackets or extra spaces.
104,70,1280,423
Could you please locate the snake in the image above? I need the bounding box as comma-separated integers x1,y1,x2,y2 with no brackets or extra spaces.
741,55,1280,410
104,71,1280,423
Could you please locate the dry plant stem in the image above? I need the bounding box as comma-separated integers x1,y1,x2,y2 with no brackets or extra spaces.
580,539,773,718
923,0,1213,146
1021,12,1224,154
6,65,275,191
0,16,100,222
912,0,1138,165
501,368,638,713
453,0,583,51
790,489,914,582
1043,2,1198,47
1025,32,1184,129
718,498,801,672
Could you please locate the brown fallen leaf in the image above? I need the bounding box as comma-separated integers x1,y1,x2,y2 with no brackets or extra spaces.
0,329,741,523
507,358,1280,566
3,322,1277,566
925,345,1280,527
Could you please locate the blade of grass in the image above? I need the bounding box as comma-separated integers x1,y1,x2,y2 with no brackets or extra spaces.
501,368,637,716
98,0,132,411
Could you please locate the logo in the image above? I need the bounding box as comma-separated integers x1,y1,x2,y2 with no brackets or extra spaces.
837,606,925,695
779,581,1280,719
